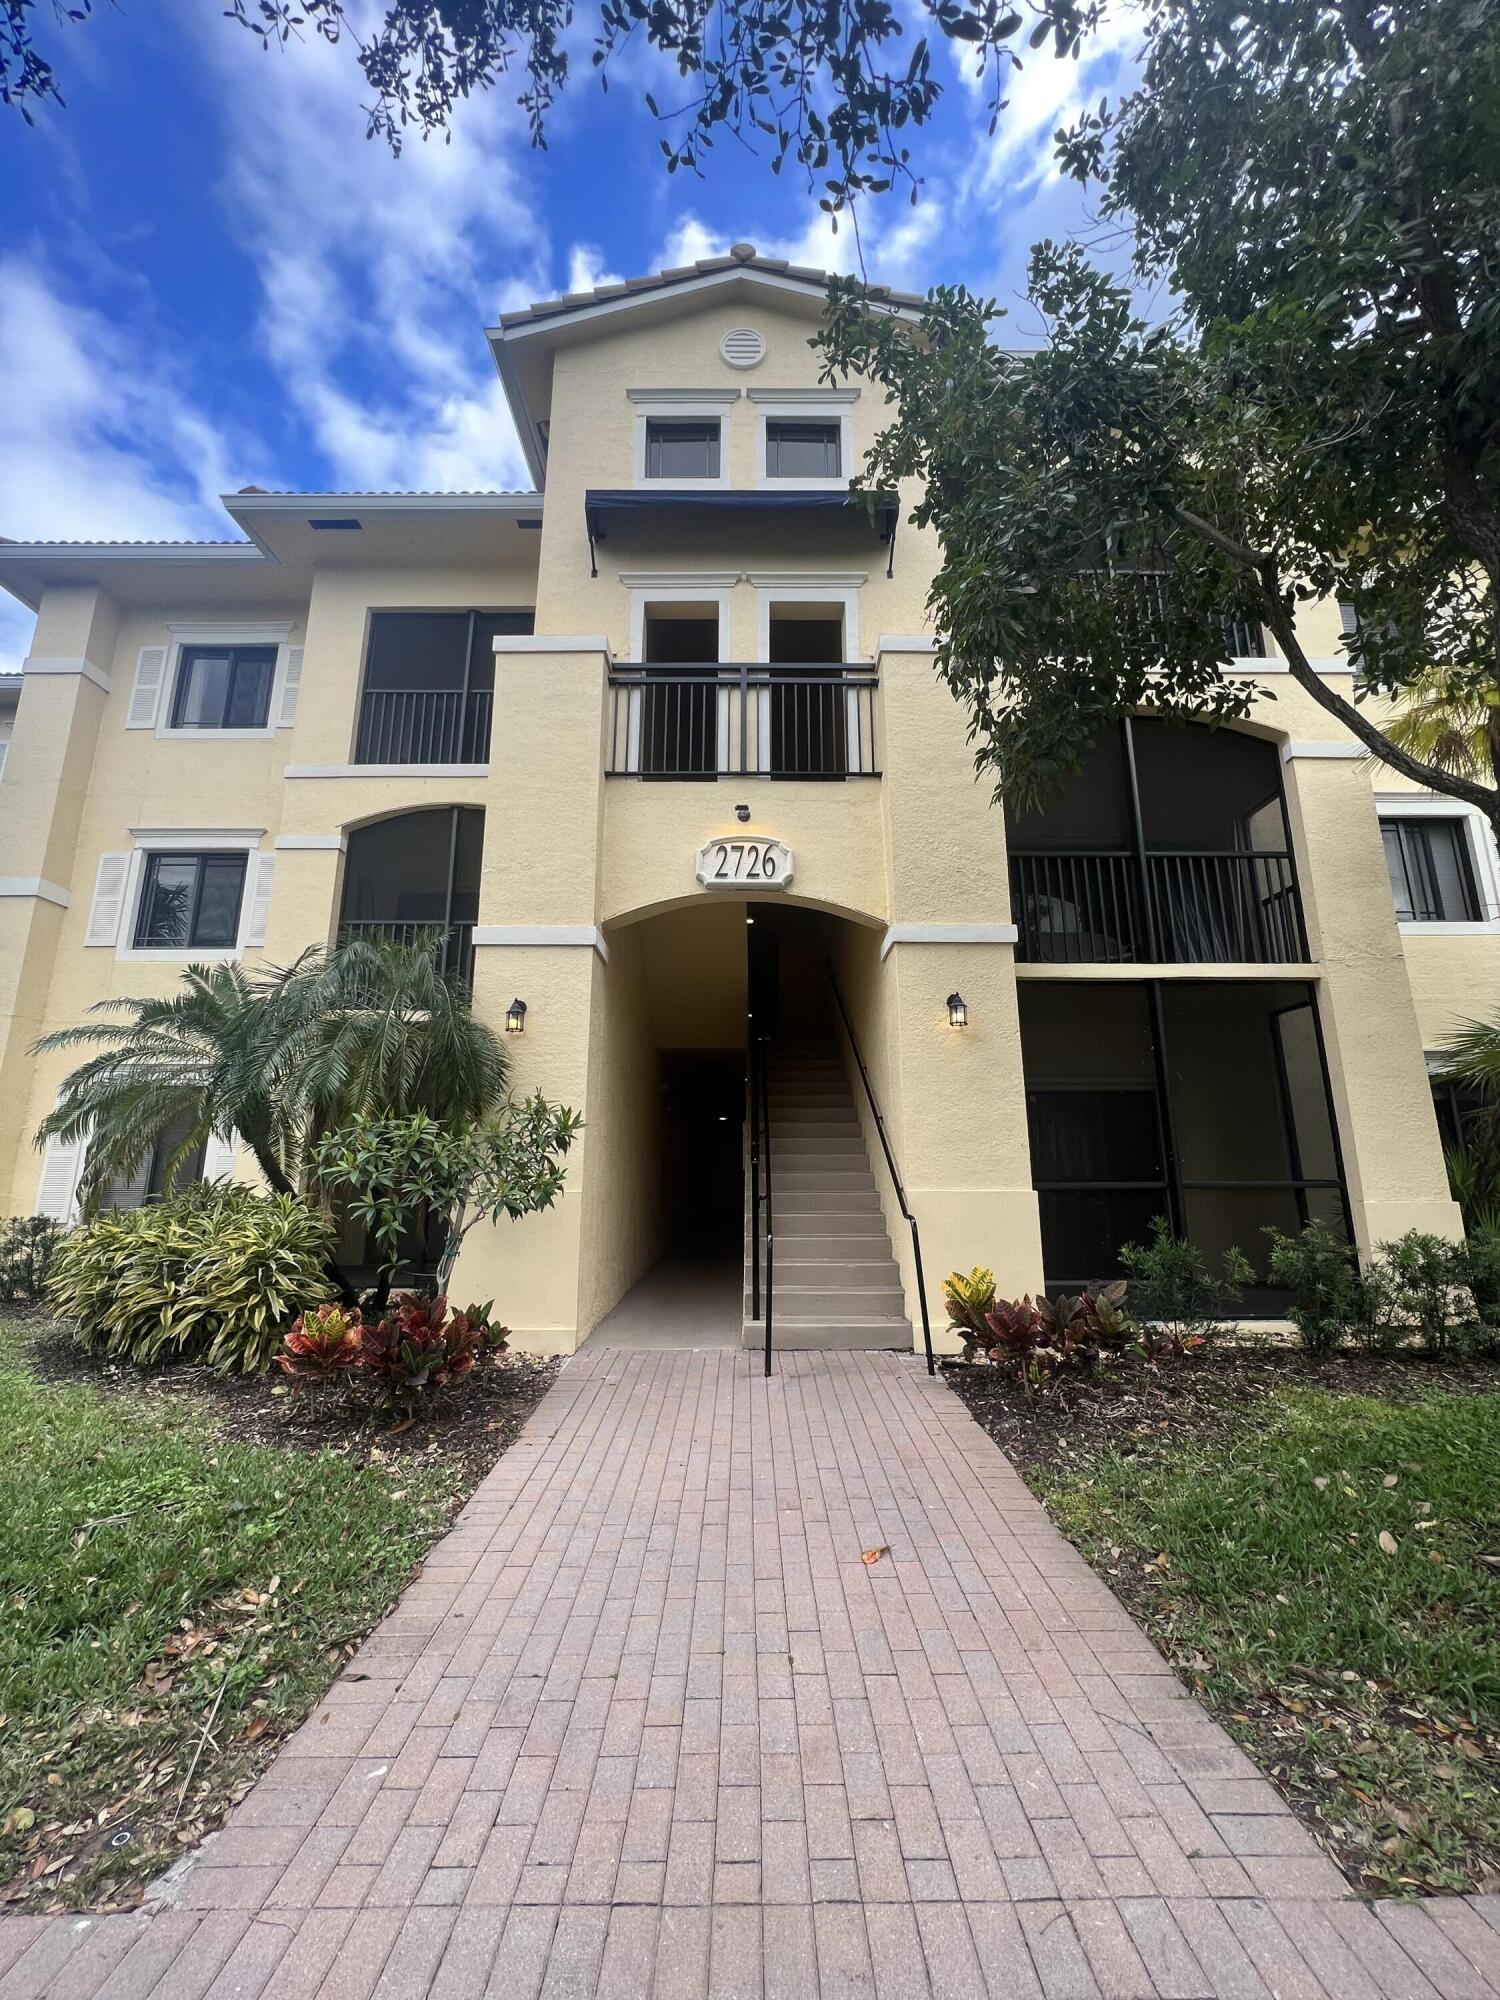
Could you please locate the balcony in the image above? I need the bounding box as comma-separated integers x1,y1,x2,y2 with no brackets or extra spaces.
1010,849,1305,964
335,808,482,992
337,917,475,989
606,666,879,780
354,687,493,766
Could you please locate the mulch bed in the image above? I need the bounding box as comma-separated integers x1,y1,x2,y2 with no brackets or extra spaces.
944,1342,1495,1483
24,1315,560,1490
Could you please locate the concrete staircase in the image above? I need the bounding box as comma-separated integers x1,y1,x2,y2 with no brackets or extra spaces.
743,1040,914,1352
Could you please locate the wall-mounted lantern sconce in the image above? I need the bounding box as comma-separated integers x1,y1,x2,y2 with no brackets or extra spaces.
505,997,528,1034
734,802,751,823
947,992,969,1029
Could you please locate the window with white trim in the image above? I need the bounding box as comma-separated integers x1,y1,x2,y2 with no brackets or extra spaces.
1381,815,1481,923
133,851,248,948
643,417,721,481
169,644,277,730
764,419,841,480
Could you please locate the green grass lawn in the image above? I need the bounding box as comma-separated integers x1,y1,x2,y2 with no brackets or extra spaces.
0,1316,468,1911
1033,1380,1500,1895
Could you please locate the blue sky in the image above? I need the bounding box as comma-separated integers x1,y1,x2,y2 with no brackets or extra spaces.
0,0,1145,671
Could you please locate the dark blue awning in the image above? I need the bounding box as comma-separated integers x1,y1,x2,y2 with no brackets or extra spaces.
583,487,900,575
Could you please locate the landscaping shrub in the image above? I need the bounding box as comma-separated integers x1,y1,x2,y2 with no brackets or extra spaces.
279,1302,366,1378
47,1186,335,1374
0,1217,62,1303
1379,1230,1473,1357
1264,1218,1380,1357
960,1281,1134,1390
1119,1215,1250,1354
277,1293,510,1409
942,1267,996,1360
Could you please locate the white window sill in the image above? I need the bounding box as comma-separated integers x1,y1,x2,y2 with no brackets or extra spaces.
155,726,277,742
114,946,244,963
754,477,850,493
632,476,731,492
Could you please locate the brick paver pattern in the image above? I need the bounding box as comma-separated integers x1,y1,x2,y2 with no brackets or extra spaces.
2,1348,1497,1996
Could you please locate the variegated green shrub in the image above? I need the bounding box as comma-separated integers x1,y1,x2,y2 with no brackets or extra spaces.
46,1186,335,1375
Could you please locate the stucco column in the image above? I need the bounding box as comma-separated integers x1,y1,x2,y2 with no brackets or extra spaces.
1283,743,1464,1251
868,641,1045,1346
450,640,612,1352
0,586,119,1212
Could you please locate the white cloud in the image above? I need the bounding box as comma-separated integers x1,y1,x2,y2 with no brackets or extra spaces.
970,7,1144,202
189,5,549,494
565,244,623,294
0,258,261,671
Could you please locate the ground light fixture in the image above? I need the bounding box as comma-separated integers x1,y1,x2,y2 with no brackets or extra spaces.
947,992,969,1029
505,997,528,1034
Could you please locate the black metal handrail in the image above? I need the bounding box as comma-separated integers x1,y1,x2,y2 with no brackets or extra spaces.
1010,848,1306,965
606,664,879,780
747,1032,775,1376
336,918,475,991
828,972,935,1375
354,687,493,765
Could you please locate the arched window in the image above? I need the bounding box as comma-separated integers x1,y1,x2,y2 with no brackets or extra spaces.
337,807,482,987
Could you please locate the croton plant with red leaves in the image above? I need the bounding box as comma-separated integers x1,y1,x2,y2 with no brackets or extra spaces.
278,1292,510,1405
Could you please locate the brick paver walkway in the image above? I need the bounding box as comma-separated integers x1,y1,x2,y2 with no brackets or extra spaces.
2,1348,1496,1997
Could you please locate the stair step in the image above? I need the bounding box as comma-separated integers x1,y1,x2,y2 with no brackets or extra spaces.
765,1211,888,1237
756,1233,893,1258
765,1188,880,1212
741,1317,913,1352
776,1169,875,1190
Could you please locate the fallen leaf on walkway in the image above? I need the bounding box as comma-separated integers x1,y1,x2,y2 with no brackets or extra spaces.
861,1547,888,1565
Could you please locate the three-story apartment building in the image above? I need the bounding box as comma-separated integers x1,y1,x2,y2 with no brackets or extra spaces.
0,244,1490,1351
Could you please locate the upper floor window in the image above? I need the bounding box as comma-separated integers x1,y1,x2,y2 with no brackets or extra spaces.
355,609,531,764
643,418,721,481
765,419,840,480
1381,816,1480,923
170,644,277,730
134,851,248,950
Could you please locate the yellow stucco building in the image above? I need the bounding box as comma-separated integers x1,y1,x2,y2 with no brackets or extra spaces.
0,246,1491,1354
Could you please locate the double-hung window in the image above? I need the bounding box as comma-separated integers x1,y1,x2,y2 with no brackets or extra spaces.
1381,817,1480,923
764,419,841,480
170,645,277,730
133,851,248,949
643,419,721,481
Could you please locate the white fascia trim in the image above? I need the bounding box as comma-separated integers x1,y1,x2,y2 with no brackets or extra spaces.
4,543,265,564
225,492,540,517
473,924,610,962
130,826,267,845
273,833,347,852
492,270,922,345
1375,791,1480,814
618,573,741,590
626,387,741,406
0,877,70,907
877,634,936,655
284,763,490,779
880,922,1018,960
747,387,860,405
1281,740,1364,761
492,636,611,655
747,571,868,589
21,655,112,692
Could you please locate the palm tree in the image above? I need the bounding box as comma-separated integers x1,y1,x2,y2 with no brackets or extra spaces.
33,939,509,1217
1382,674,1500,787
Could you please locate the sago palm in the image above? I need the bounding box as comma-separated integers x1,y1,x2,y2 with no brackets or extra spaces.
33,939,508,1215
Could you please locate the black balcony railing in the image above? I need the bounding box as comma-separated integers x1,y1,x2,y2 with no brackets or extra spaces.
605,666,879,779
354,688,493,765
336,918,475,990
1011,849,1306,964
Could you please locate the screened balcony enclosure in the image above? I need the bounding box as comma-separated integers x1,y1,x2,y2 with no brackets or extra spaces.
1007,718,1306,965
1020,979,1349,1310
336,807,482,988
353,610,533,765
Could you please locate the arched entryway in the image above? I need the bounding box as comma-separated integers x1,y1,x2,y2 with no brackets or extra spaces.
582,896,906,1351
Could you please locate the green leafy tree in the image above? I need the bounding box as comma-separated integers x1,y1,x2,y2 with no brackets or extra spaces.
308,1098,583,1301
32,937,509,1215
819,0,1500,835
6,0,1092,203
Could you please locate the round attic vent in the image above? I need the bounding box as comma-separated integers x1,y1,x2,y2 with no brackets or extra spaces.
720,326,766,370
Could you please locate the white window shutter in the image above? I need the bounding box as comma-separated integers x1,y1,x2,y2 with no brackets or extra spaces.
202,1129,238,1186
243,853,275,947
277,647,304,727
84,853,131,947
126,646,168,729
36,1131,84,1221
